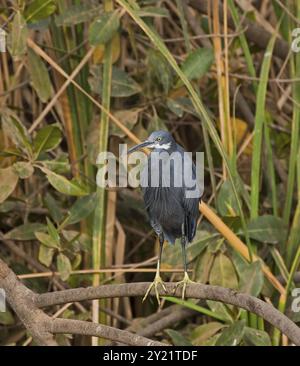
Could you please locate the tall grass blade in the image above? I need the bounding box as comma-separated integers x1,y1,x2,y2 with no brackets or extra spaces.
250,35,276,219
92,0,114,346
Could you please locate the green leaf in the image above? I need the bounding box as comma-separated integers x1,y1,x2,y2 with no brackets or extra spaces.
166,99,184,117
7,11,28,58
209,253,238,289
246,215,288,245
148,49,173,94
66,193,97,226
217,180,239,216
25,0,56,23
243,327,271,346
206,300,234,323
38,245,54,267
40,153,71,174
55,4,101,26
215,320,246,346
203,333,221,346
35,231,60,249
191,322,226,346
239,260,264,297
163,297,227,322
175,48,214,88
231,250,250,278
167,97,197,117
33,125,62,158
57,253,72,281
110,109,140,137
43,193,64,224
162,231,211,268
46,217,60,246
39,167,89,196
165,329,192,346
0,200,19,213
207,237,225,254
135,6,170,17
72,253,82,270
1,110,32,154
194,247,214,283
0,310,15,325
12,161,34,179
27,48,52,103
89,66,141,97
62,230,90,252
0,166,19,203
0,147,24,158
5,223,46,241
89,11,120,45
109,67,142,97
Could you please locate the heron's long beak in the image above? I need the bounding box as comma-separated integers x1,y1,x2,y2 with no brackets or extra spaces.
127,140,153,154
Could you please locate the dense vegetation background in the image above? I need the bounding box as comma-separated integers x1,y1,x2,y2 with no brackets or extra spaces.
0,0,300,346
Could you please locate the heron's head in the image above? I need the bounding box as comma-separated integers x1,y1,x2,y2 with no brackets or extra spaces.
127,130,175,154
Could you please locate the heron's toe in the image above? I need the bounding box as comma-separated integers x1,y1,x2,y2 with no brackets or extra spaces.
142,276,167,305
160,280,167,292
173,272,195,300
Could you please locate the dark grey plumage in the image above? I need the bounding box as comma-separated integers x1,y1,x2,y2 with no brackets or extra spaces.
140,131,200,245
128,130,202,303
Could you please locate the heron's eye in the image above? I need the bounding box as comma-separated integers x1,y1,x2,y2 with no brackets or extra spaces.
156,137,162,142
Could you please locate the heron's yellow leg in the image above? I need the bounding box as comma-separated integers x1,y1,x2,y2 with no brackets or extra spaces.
173,271,195,300
142,260,166,305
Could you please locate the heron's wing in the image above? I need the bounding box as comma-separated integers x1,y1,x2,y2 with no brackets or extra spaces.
178,147,201,242
181,194,199,242
142,186,164,237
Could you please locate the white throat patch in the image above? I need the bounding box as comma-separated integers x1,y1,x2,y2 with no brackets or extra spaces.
149,142,171,150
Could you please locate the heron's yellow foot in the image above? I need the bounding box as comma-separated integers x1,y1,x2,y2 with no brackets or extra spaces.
143,275,167,305
173,271,195,300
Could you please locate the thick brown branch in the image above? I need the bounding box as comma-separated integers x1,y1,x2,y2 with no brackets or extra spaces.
36,282,300,345
50,318,166,346
0,259,166,346
2,255,299,346
138,307,196,338
120,305,195,343
111,305,193,345
126,304,189,335
0,258,57,346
